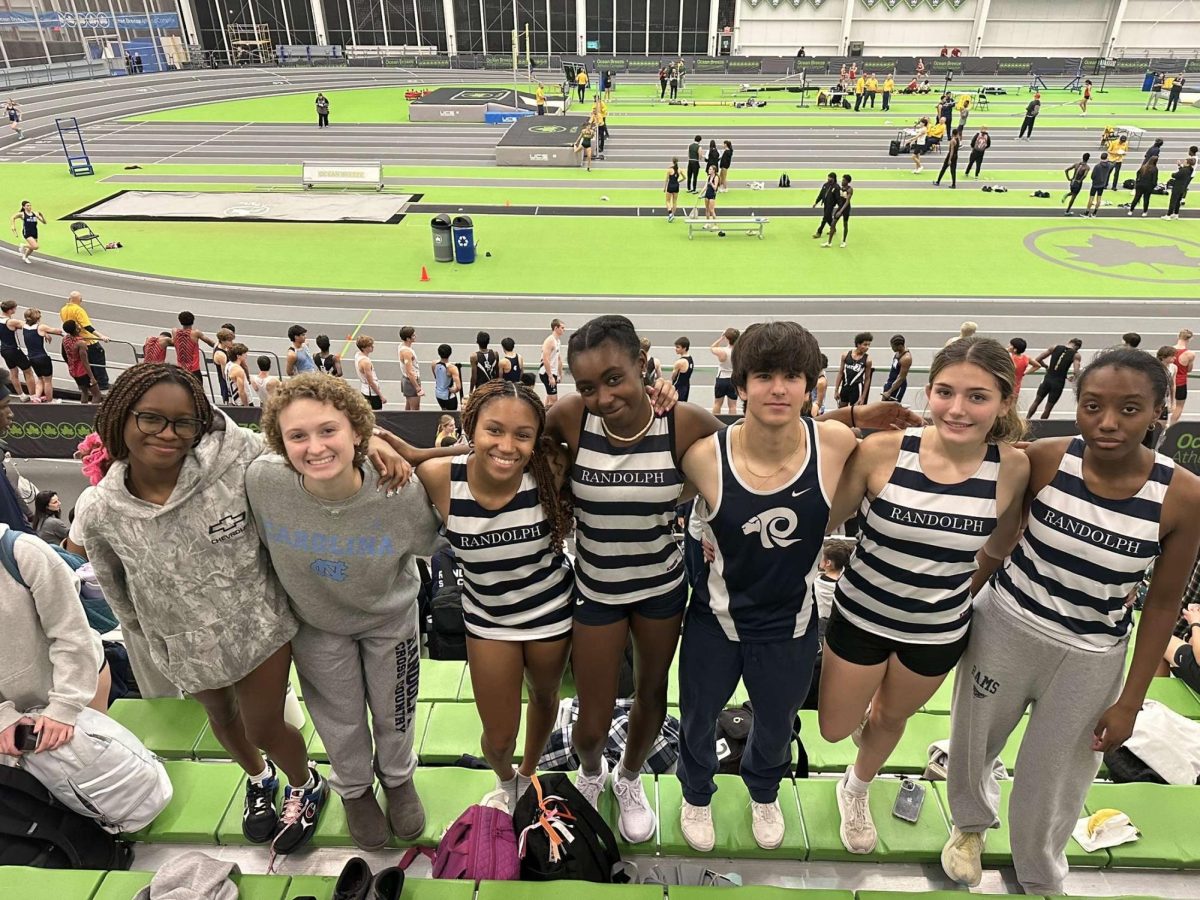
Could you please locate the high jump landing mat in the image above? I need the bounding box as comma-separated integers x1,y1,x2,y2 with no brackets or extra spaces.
408,87,566,123
495,115,592,167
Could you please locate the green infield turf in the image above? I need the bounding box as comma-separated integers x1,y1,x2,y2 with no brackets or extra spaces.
4,162,1198,297
124,85,1199,129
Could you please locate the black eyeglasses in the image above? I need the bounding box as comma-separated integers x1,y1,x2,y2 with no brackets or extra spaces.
130,411,205,440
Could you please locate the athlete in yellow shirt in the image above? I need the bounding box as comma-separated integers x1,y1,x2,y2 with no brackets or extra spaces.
866,75,879,108
882,75,894,111
854,75,866,111
535,83,546,115
575,68,588,103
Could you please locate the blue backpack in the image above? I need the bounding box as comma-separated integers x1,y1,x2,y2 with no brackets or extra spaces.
0,530,120,634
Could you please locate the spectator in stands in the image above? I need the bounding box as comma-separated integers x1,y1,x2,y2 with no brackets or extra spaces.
940,45,949,57
414,381,575,812
1123,332,1142,348
711,327,739,415
1018,96,1040,140
354,335,384,410
143,331,171,364
251,374,439,851
433,344,461,411
0,519,108,759
1,300,35,399
500,337,524,383
173,311,216,386
212,328,235,402
640,338,662,386
435,414,458,446
315,93,330,128
22,309,61,404
62,321,101,404
1009,337,1039,398
948,321,978,345
133,52,143,74
59,291,110,391
69,364,410,852
286,325,317,376
225,344,251,406
31,490,68,544
1170,328,1194,425
539,319,565,407
1166,75,1185,112
398,325,423,410
313,334,342,376
951,47,961,57
251,355,279,407
470,331,499,392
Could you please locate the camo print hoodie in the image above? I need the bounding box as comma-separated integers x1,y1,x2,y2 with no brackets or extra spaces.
71,414,297,697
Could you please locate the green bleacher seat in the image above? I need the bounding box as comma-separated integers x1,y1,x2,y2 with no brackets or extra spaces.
797,777,949,862
130,760,243,843
310,702,431,763
93,871,288,900
193,702,316,760
1145,677,1200,719
421,702,524,764
658,774,805,858
284,875,338,900
406,766,498,847
929,781,1105,867
1083,783,1200,869
857,892,1020,900
0,866,104,900
108,698,209,759
478,879,662,900
215,766,352,847
289,663,304,699
796,711,949,776
675,889,850,900
419,660,467,702
286,876,471,900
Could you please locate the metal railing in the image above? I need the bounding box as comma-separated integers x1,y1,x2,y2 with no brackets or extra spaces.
0,58,118,89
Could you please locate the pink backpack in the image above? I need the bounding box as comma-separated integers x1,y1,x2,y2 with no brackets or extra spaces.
399,805,520,881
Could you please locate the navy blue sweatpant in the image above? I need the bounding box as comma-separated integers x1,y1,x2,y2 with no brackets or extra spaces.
677,612,818,805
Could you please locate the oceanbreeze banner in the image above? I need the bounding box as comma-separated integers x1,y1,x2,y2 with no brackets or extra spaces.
0,10,180,29
3,404,458,459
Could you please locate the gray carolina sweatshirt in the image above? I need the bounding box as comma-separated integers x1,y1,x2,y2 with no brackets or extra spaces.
246,456,443,635
0,524,102,733
71,414,297,697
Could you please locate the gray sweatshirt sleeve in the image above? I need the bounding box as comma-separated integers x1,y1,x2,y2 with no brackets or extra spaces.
408,476,447,558
16,538,101,725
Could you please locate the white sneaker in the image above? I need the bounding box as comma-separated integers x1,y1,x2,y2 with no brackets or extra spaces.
613,773,655,843
575,758,609,809
839,241,847,248
835,770,877,854
941,826,985,887
751,800,785,849
22,255,31,264
680,801,715,852
821,242,831,248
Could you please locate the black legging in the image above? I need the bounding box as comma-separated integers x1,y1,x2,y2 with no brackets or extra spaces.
936,153,959,187
1130,185,1153,212
1109,162,1123,190
1168,184,1189,215
686,160,700,192
964,149,984,176
1019,115,1036,138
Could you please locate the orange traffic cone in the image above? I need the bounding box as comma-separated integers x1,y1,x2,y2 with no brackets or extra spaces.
420,266,430,282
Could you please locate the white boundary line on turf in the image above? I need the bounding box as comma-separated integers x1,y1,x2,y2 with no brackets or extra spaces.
153,121,255,165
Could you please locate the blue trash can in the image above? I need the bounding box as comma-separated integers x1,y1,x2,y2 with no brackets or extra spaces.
452,215,475,264
1143,72,1156,92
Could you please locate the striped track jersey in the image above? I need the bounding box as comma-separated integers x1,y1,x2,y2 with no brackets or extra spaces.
992,437,1172,651
570,409,684,604
445,456,574,641
835,427,1001,645
691,417,828,642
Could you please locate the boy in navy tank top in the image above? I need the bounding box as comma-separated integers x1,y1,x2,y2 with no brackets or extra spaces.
677,322,858,852
670,337,694,402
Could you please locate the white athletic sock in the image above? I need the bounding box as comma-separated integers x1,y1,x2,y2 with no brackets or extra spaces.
618,764,640,783
289,771,316,791
247,762,273,785
844,767,872,796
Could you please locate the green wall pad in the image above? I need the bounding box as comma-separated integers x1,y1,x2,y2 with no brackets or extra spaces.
93,871,288,900
0,866,104,900
796,712,950,776
108,698,209,759
421,702,525,764
798,777,950,862
407,766,502,846
419,660,467,702
130,759,243,843
310,702,431,763
1143,678,1200,719
1083,783,1200,868
929,781,1105,867
658,774,806,858
478,879,664,900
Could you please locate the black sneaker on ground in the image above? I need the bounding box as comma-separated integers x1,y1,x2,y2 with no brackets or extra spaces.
242,760,280,844
273,766,328,854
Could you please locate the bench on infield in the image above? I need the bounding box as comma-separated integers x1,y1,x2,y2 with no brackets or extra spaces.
301,160,384,190
688,216,769,240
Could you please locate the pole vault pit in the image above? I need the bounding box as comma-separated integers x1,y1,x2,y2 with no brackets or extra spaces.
408,87,565,123
495,115,591,167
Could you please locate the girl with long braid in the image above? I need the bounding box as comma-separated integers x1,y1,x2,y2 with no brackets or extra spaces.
67,363,411,856
415,380,577,810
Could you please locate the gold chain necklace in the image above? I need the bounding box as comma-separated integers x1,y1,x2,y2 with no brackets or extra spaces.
737,424,801,481
601,404,655,443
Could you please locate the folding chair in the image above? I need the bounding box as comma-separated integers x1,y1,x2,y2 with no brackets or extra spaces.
71,221,104,255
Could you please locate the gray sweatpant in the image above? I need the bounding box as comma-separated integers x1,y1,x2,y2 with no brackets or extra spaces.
947,588,1124,895
292,610,420,800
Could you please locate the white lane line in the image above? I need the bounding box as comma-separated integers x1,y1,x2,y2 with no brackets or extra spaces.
152,121,254,165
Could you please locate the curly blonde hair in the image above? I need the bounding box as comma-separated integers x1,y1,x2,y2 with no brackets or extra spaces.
262,373,375,470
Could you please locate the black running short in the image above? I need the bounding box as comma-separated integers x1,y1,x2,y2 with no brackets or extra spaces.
824,606,970,678
1176,384,1188,402
1089,184,1106,197
713,377,736,400
1035,375,1066,405
29,356,52,378
539,371,558,396
1,347,30,371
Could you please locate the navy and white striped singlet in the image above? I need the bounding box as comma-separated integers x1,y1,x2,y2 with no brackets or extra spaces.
445,456,574,641
835,427,1001,645
992,437,1173,651
570,409,684,604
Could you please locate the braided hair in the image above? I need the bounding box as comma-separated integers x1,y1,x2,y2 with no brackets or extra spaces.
93,363,214,461
566,314,642,368
461,380,574,555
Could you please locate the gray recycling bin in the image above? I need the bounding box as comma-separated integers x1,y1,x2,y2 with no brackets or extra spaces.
452,215,476,264
431,214,454,262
